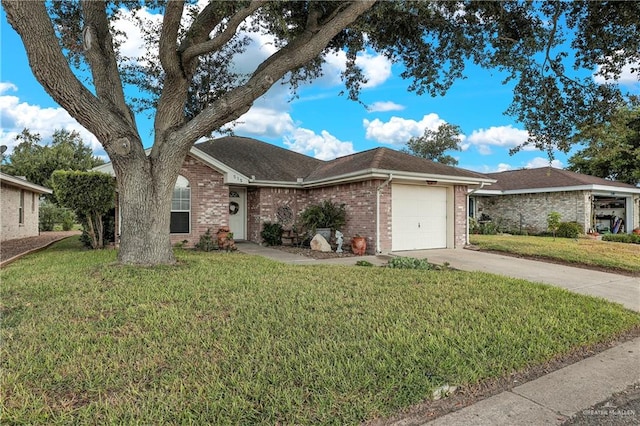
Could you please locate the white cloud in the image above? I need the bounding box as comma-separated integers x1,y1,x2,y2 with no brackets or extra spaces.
367,101,405,113
467,125,531,155
525,157,563,169
316,49,393,89
283,128,354,160
226,106,295,138
593,59,639,89
0,87,102,156
363,113,445,145
356,52,392,88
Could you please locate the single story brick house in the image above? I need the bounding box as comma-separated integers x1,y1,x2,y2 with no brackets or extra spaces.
96,136,494,253
470,167,640,235
0,172,53,242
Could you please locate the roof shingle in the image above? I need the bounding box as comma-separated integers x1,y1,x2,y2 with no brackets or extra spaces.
485,167,637,191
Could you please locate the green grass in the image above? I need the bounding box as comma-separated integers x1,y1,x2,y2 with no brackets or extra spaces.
469,234,640,274
2,237,639,424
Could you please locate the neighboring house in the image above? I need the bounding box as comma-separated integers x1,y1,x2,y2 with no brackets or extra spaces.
96,136,494,253
0,172,53,242
470,167,640,235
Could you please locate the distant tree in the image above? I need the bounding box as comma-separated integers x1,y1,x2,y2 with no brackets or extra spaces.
402,123,463,166
1,128,104,190
567,105,640,186
51,171,115,249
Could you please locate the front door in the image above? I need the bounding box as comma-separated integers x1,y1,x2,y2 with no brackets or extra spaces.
228,188,246,240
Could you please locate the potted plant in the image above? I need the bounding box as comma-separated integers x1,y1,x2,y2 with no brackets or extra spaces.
351,234,367,255
300,200,346,241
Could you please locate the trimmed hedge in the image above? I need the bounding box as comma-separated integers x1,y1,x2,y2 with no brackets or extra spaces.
601,233,640,244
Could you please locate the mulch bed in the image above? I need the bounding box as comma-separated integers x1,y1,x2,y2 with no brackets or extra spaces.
0,231,81,264
273,245,359,260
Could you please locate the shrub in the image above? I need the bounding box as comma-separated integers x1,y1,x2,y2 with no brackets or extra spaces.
195,229,218,251
547,211,561,237
387,257,432,270
556,221,583,238
39,203,76,231
300,200,347,233
261,222,283,246
602,234,640,244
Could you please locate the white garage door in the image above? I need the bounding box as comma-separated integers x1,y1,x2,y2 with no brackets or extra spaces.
392,184,447,251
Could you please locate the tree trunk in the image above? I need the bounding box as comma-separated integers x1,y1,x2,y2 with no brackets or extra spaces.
116,160,177,265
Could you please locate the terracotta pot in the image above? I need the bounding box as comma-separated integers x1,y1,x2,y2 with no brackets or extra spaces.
217,226,231,246
633,228,640,236
351,236,367,256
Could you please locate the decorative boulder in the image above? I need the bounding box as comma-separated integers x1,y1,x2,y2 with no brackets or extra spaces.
310,234,332,252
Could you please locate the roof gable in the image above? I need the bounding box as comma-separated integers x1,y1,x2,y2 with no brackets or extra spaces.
195,136,323,182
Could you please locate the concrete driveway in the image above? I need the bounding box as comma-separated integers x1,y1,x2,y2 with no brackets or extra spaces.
408,248,640,312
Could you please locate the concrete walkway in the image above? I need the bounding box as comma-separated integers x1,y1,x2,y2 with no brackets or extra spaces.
236,242,640,425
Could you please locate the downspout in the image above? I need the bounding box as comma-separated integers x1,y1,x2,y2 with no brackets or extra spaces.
466,182,486,246
376,174,393,254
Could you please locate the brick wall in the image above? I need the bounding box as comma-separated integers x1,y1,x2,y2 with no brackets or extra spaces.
246,181,384,254
246,187,308,242
1,183,40,241
170,156,228,247
474,190,591,234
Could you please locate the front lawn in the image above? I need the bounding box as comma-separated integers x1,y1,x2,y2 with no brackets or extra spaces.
2,237,639,424
469,234,640,274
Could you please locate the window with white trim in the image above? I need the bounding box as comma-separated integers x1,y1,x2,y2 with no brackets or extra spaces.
170,175,190,234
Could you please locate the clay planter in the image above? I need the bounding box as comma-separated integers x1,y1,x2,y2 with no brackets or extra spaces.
217,226,231,247
633,228,640,236
351,236,367,256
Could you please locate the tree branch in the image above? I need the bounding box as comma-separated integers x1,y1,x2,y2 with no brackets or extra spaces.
159,0,184,79
177,1,377,144
3,0,139,158
181,0,265,64
81,1,136,130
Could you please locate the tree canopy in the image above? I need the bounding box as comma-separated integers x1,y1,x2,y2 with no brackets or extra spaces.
567,104,640,186
3,0,638,265
0,128,104,190
402,123,463,166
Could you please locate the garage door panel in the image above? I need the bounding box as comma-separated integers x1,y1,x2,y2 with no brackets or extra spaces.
392,184,447,251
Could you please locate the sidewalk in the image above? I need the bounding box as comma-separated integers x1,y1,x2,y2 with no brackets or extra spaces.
236,242,640,425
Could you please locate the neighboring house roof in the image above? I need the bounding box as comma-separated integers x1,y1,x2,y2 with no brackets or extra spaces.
476,167,640,195
193,137,493,187
0,172,53,194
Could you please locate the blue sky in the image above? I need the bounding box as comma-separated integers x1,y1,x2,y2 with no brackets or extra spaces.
1,5,638,174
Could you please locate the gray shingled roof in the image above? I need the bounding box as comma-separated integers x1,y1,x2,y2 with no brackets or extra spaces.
485,167,638,191
305,147,490,181
195,136,323,182
194,137,491,183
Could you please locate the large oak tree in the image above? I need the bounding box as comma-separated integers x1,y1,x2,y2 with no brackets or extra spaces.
3,1,638,265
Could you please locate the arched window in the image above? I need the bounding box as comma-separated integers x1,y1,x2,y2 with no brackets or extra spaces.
170,175,190,234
